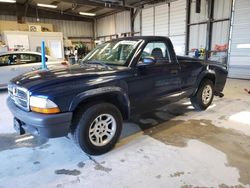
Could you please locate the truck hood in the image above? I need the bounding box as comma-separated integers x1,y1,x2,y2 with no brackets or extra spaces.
11,64,128,91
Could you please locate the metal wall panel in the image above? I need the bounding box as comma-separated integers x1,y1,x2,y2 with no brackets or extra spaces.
142,7,154,36
0,16,93,37
169,0,186,55
141,1,186,55
134,11,140,34
0,15,16,21
96,11,131,37
213,0,232,20
170,35,186,55
115,11,131,34
211,21,230,48
97,14,115,36
189,24,207,50
190,0,208,24
169,0,186,36
42,18,93,37
155,4,169,36
229,0,250,79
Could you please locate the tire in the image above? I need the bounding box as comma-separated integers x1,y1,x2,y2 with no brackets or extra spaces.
190,79,214,111
72,103,123,155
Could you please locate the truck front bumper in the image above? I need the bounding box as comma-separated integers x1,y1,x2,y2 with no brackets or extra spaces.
7,97,73,138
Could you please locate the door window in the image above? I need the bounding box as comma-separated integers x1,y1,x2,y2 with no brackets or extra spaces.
0,54,41,66
0,55,11,66
140,42,171,64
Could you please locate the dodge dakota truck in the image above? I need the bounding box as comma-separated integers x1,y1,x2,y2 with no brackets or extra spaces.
7,36,228,155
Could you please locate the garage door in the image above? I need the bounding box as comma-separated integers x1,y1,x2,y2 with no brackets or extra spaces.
169,0,186,55
142,7,154,36
155,4,169,36
141,0,186,55
229,0,250,79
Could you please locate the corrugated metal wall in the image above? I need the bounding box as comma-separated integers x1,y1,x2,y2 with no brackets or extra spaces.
0,15,93,38
229,0,250,79
189,24,207,50
96,11,131,37
211,0,231,49
169,0,186,55
189,0,208,50
141,7,154,36
141,0,187,55
134,11,141,35
155,4,169,36
0,15,17,21
189,0,231,58
26,17,93,37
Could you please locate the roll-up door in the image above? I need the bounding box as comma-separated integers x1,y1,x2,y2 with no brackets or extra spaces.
141,0,186,55
142,7,154,36
155,4,169,36
169,0,186,55
229,0,250,79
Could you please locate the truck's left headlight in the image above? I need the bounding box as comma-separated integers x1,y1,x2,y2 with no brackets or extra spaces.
30,96,61,114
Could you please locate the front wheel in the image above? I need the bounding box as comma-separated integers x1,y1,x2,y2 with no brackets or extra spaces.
190,79,214,110
72,103,123,155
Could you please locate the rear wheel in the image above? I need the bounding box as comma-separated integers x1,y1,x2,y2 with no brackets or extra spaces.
72,103,123,155
191,79,214,110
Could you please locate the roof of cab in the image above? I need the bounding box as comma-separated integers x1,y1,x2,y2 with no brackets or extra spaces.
111,36,170,42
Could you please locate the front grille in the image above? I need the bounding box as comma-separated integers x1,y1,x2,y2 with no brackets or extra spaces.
8,84,29,111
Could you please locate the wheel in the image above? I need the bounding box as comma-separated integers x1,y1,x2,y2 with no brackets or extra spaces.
72,103,123,155
190,79,214,110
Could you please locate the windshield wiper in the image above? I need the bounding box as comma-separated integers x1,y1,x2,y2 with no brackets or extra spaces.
81,60,111,70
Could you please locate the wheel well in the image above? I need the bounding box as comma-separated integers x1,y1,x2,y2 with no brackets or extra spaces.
203,74,215,85
73,93,129,121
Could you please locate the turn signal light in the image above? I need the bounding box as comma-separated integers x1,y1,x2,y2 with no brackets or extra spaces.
31,106,61,114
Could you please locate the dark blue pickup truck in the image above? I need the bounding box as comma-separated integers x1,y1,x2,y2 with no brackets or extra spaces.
7,36,227,155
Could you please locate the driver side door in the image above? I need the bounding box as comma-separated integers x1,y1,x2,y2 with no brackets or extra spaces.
128,41,182,110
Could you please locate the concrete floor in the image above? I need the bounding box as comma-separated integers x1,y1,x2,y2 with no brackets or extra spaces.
0,78,250,188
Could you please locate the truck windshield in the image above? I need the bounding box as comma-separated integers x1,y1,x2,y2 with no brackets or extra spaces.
83,40,140,66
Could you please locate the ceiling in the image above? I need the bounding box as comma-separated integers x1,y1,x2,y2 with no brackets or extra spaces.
14,0,156,18
0,0,167,22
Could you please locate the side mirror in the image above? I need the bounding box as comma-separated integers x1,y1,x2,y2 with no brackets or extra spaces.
138,57,156,66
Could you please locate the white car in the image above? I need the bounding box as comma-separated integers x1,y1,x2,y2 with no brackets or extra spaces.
0,51,65,89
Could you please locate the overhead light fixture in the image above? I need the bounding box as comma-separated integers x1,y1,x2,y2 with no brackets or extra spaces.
0,0,16,3
79,12,96,16
37,3,57,9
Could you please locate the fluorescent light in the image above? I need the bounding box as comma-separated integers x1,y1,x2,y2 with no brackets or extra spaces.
37,3,57,9
0,0,16,3
79,12,96,16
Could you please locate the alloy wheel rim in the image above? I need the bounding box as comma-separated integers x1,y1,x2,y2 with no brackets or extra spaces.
202,85,212,105
89,114,117,147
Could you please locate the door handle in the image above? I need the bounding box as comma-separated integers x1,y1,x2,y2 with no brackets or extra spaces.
170,70,178,75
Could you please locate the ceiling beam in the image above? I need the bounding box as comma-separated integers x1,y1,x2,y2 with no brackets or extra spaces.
60,0,131,11
87,7,104,13
96,9,124,18
131,0,176,7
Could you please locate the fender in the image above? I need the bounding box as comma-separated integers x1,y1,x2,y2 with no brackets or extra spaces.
193,66,216,95
69,86,130,118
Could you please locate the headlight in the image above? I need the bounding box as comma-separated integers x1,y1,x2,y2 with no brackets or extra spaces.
30,96,60,114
